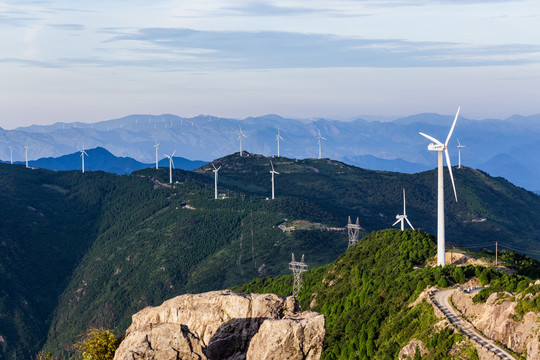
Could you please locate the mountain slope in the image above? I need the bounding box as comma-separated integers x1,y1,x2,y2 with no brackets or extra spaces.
234,229,540,359
1,152,540,358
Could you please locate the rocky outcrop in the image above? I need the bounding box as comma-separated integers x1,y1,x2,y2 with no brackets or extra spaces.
398,339,427,360
452,291,540,358
114,290,325,360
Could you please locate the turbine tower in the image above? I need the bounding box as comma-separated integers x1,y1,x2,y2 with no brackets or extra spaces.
419,107,460,266
164,150,175,184
212,163,221,199
154,141,160,169
289,253,308,297
347,216,361,248
24,145,29,168
80,146,88,173
9,145,13,164
392,188,414,231
238,126,247,156
270,160,279,199
457,139,466,169
317,130,326,159
276,127,284,157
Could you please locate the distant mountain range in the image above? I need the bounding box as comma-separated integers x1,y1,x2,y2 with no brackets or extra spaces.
5,146,207,174
1,113,540,191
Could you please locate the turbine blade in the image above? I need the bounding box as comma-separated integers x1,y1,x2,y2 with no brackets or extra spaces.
392,219,400,226
270,160,274,171
217,166,221,171
275,171,280,175
172,150,176,157
212,163,217,170
445,106,460,146
405,216,415,230
445,149,458,202
457,138,461,147
419,132,443,146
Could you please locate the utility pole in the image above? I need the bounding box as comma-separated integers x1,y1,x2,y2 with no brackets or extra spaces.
347,216,361,248
289,253,308,298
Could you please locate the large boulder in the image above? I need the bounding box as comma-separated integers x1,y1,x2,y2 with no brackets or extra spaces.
114,290,325,360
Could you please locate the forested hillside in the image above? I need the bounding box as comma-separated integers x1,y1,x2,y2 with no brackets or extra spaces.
235,229,540,359
1,151,540,358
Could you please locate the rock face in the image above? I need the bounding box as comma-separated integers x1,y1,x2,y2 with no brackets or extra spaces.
114,290,325,360
452,291,540,359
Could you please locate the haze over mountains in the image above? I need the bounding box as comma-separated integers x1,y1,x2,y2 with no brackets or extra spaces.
1,113,540,192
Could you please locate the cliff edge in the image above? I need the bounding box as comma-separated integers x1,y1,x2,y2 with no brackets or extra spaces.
113,290,325,360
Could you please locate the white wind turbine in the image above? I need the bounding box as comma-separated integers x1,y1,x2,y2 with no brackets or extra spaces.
419,106,460,266
24,145,29,168
80,145,88,173
457,139,466,169
154,140,160,169
9,145,13,164
164,151,175,184
212,163,221,199
276,127,284,157
393,188,414,231
317,130,326,159
270,160,279,199
238,126,247,156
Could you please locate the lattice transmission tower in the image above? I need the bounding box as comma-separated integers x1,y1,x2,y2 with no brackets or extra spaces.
289,253,308,297
347,216,362,248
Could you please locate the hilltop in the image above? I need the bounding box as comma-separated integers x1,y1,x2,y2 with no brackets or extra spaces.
234,229,540,359
1,152,540,358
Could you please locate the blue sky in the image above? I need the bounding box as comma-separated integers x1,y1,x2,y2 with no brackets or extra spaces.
0,0,539,128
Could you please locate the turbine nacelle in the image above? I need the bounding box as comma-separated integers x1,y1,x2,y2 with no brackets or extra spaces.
427,143,445,151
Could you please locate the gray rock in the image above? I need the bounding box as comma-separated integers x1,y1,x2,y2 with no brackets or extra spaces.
114,290,325,360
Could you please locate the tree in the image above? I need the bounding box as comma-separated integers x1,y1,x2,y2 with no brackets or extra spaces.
76,329,120,360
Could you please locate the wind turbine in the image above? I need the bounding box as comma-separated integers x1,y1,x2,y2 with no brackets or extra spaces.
317,130,326,159
212,163,221,199
154,140,160,169
457,139,466,169
238,126,247,156
24,145,29,168
270,160,279,199
276,127,284,157
80,146,88,173
393,188,414,231
9,145,13,164
419,106,460,266
164,151,175,184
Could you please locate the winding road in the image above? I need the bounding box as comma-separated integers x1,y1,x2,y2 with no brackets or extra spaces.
432,289,516,360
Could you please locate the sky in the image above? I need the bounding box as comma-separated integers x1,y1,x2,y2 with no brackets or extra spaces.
0,0,539,129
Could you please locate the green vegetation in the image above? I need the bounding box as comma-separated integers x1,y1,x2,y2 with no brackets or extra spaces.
2,152,540,358
236,229,474,359
75,329,120,360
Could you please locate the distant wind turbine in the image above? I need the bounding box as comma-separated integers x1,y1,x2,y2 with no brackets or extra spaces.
270,160,279,199
457,139,466,169
317,130,326,159
419,106,460,266
154,140,160,169
238,126,247,156
393,189,414,231
9,145,13,164
276,127,284,157
80,146,88,173
212,163,222,199
164,151,175,184
24,145,29,168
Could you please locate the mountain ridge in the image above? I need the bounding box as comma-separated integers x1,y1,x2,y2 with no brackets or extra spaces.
2,112,540,191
